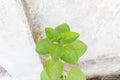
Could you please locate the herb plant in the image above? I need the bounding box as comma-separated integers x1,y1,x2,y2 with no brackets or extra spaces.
36,23,88,80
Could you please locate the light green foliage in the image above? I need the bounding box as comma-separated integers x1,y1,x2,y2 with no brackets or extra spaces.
71,40,88,58
58,32,79,44
56,23,70,33
40,69,51,80
36,38,51,55
46,60,64,80
50,44,63,61
66,67,86,80
36,23,88,80
61,44,78,64
45,28,59,41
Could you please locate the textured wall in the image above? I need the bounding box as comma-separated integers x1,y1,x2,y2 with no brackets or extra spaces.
0,0,42,79
24,0,120,78
24,0,120,58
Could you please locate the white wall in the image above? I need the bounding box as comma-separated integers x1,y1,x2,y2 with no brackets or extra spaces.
0,0,42,79
24,0,120,77
25,0,120,58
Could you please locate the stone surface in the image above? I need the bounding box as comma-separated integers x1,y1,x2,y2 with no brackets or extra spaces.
0,0,43,79
0,65,9,77
23,0,120,78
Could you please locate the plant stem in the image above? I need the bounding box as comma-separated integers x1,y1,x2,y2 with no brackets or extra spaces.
62,73,66,80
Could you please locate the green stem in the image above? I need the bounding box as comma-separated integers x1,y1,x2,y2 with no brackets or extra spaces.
62,73,66,80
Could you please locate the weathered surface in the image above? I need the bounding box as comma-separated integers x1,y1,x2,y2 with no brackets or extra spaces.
0,0,42,79
0,65,9,77
21,0,47,67
22,0,120,78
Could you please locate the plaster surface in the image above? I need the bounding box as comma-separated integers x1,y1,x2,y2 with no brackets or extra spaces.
0,0,43,79
24,0,120,77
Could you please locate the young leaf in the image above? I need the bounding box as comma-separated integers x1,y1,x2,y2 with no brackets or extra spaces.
66,67,86,80
71,40,87,58
59,32,79,44
50,44,63,61
45,28,59,41
41,69,51,80
36,38,51,55
61,45,78,64
46,60,64,80
56,23,70,33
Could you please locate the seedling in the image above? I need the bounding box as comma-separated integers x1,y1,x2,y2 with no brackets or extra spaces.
36,23,88,80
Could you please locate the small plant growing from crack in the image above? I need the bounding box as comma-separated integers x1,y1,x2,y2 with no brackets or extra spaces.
36,23,87,80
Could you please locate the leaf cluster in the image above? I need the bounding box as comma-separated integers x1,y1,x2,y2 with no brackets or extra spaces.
36,23,87,80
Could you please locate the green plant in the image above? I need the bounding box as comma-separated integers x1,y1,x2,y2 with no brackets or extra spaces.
36,23,88,80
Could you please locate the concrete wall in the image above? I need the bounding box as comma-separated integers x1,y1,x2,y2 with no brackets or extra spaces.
0,0,119,79
0,0,42,79
23,0,120,78
24,0,120,58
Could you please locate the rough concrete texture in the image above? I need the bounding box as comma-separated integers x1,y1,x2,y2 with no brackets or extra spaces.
23,0,120,78
0,0,43,80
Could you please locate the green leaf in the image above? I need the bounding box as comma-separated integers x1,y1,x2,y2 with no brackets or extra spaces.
45,28,59,41
56,23,70,33
71,40,87,58
41,69,51,80
66,67,86,80
46,60,64,80
36,38,51,55
61,45,78,64
50,44,63,61
59,32,79,44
